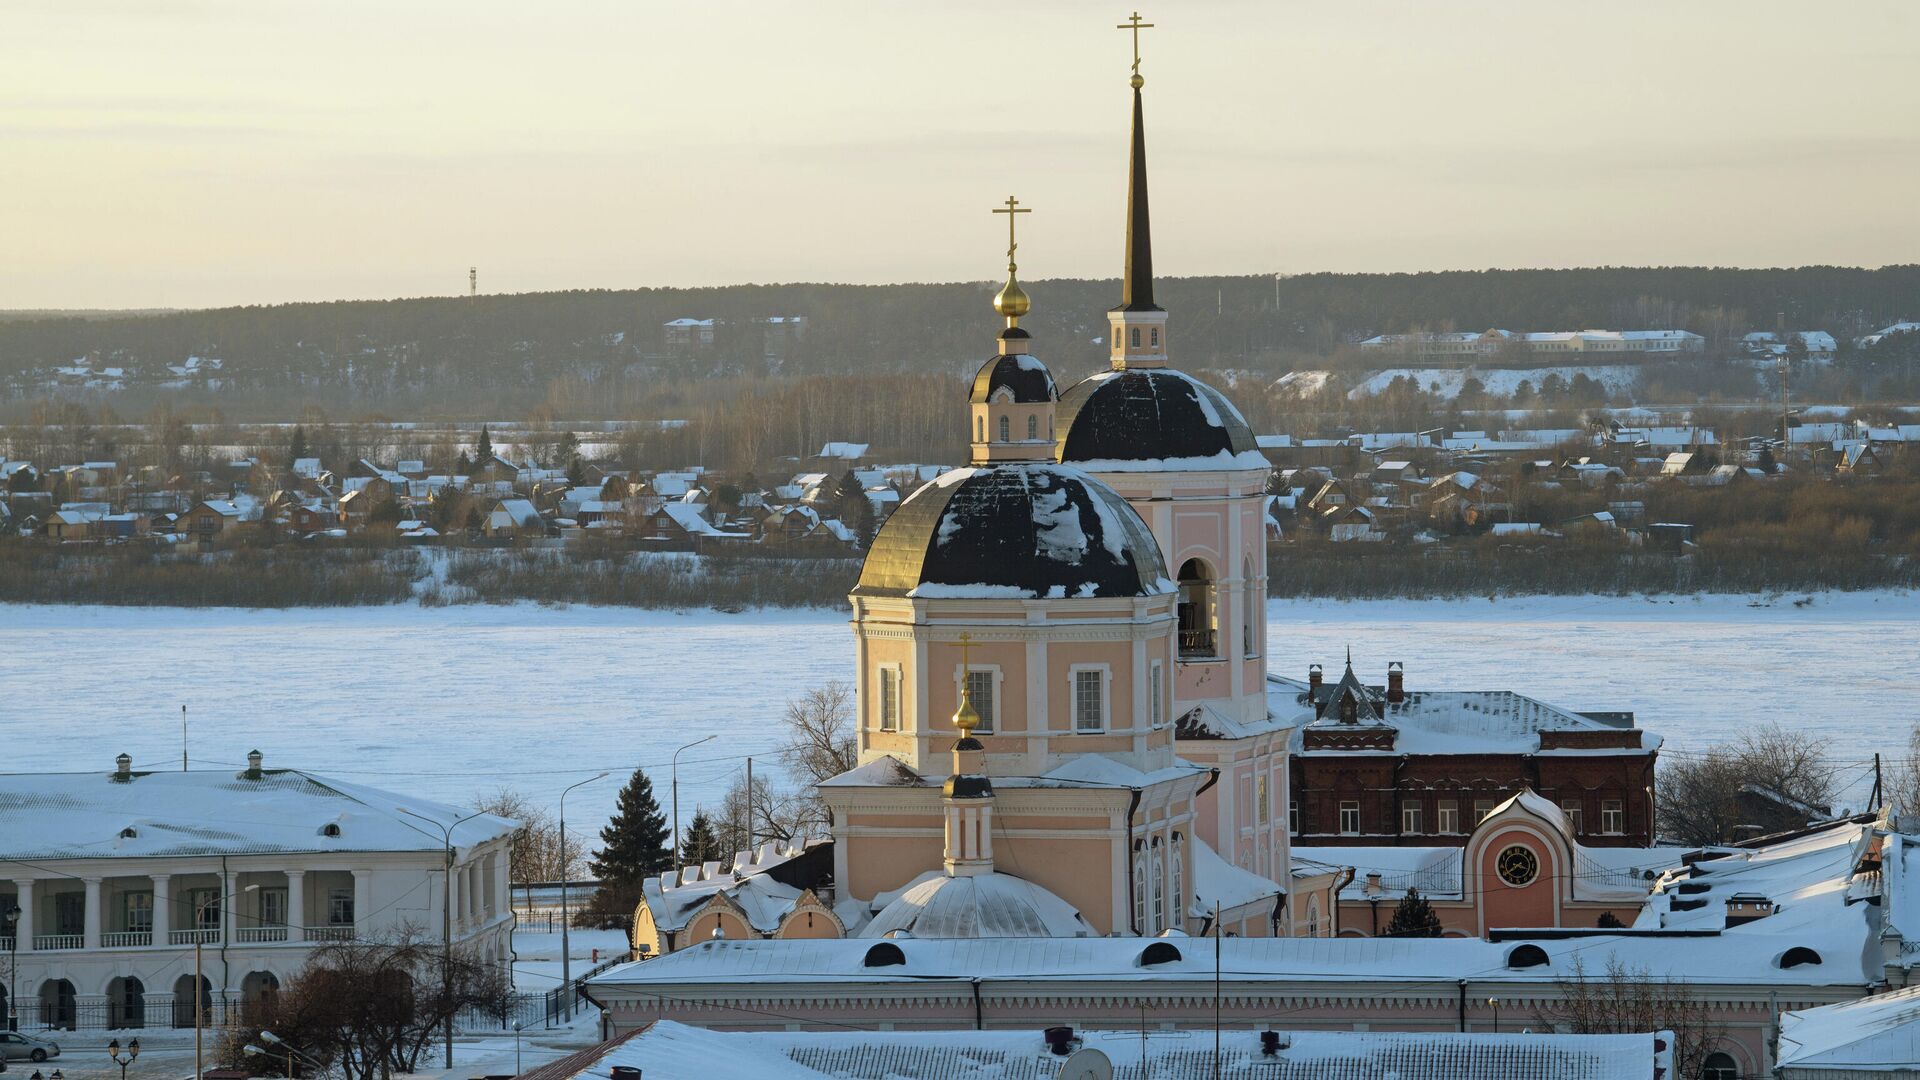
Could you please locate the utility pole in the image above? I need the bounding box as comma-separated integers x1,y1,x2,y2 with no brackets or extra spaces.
555,773,608,1007
469,267,477,297
1214,901,1222,1080
745,757,755,850
1872,753,1884,810
182,705,188,771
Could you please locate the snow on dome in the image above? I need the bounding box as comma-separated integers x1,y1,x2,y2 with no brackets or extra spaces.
1057,367,1262,470
969,351,1057,404
859,870,1094,939
855,462,1169,601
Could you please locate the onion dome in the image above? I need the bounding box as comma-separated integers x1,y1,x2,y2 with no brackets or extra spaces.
969,347,1058,405
992,273,1031,323
859,870,1094,939
1056,367,1261,470
854,463,1169,600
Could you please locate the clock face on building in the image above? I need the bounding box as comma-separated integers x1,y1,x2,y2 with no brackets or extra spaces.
1496,844,1540,887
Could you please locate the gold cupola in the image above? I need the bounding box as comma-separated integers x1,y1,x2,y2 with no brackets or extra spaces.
969,195,1059,466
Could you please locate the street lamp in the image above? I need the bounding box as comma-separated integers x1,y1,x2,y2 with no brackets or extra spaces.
197,884,259,1080
4,904,19,1032
246,1029,324,1079
1488,996,1501,1033
107,1037,140,1080
558,773,611,996
672,736,716,868
396,806,492,1071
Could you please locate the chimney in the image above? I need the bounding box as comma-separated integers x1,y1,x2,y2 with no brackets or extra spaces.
1261,1030,1288,1056
114,753,132,781
1308,664,1323,694
1364,872,1383,896
1387,662,1405,704
246,749,264,779
1044,1027,1077,1057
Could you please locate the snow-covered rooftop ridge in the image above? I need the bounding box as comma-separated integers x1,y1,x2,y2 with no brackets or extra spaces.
1635,816,1883,949
566,1020,1670,1080
1271,674,1658,756
1776,983,1920,1072
0,764,516,860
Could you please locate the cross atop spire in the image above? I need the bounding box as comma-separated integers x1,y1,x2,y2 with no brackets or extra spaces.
991,195,1030,272
1116,11,1154,85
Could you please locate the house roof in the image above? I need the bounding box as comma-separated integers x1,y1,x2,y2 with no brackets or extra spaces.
1776,983,1920,1072
0,763,516,860
556,1020,1669,1080
1272,674,1658,757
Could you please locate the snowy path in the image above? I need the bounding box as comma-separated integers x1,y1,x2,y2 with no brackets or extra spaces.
1,592,1915,826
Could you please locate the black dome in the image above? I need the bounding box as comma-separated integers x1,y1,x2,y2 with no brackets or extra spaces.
1057,368,1259,467
854,463,1169,600
969,350,1058,405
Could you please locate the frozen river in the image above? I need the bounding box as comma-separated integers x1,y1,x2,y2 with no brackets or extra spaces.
2,591,1915,832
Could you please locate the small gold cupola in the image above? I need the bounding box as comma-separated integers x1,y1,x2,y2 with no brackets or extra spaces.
942,633,995,877
969,196,1059,465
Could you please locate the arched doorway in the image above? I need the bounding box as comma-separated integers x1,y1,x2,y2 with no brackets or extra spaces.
107,976,146,1029
38,979,76,1030
1177,558,1217,658
1700,1051,1739,1080
172,974,211,1029
241,971,279,1024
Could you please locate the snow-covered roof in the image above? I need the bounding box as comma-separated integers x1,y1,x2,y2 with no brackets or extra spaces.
1318,837,1686,904
860,870,1094,939
0,763,516,860
1635,816,1880,938
1273,675,1657,757
642,839,827,935
557,1020,1670,1080
1776,984,1920,1073
818,441,870,460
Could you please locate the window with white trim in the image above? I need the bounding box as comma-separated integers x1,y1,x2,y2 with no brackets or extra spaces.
1401,800,1422,834
1149,327,1159,348
1560,799,1584,834
964,668,995,733
1072,668,1106,732
1149,849,1165,933
1129,327,1141,348
1168,835,1184,930
1257,774,1270,825
327,889,354,927
1133,854,1147,932
1601,799,1624,834
1288,800,1299,835
878,666,901,732
1027,415,1038,440
1474,799,1496,825
998,415,1010,442
1339,800,1360,835
1436,799,1460,834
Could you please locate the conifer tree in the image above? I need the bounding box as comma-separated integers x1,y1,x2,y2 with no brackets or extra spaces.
288,425,309,467
1596,910,1625,929
835,470,874,546
472,426,494,471
589,768,672,885
681,810,721,866
1384,886,1443,937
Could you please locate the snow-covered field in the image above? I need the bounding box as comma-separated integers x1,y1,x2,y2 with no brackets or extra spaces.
1,592,1914,827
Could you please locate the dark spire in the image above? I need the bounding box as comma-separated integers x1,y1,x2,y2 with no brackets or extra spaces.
1117,83,1161,313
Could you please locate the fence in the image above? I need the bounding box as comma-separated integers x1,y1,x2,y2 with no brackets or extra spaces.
12,994,257,1034
449,954,631,1033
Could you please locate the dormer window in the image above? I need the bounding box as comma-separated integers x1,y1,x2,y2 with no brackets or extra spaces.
321,823,342,838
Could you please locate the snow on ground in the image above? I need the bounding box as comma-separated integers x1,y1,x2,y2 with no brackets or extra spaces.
513,927,632,992
0,593,1914,826
1350,364,1645,400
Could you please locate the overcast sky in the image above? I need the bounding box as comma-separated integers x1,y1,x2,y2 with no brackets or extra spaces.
4,1,1916,310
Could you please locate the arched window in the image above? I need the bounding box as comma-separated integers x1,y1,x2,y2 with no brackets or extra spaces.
39,979,77,1031
976,416,985,442
1027,415,1037,440
1177,559,1218,659
1701,1052,1738,1080
1150,327,1160,347
107,975,145,1029
1241,557,1257,657
998,415,1010,442
1130,328,1141,348
1306,898,1319,937
1133,855,1148,933
1149,850,1165,933
1168,834,1184,931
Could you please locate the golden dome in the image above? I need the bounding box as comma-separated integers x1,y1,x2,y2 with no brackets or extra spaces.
953,692,981,732
993,270,1031,324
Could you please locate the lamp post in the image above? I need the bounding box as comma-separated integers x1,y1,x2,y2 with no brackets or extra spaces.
671,736,716,868
396,806,491,1071
246,1030,323,1079
107,1038,140,1080
557,773,610,999
4,903,19,1033
197,884,258,1080
1487,996,1501,1033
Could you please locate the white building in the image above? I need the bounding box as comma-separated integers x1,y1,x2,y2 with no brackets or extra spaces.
1,751,516,1032
1358,328,1704,361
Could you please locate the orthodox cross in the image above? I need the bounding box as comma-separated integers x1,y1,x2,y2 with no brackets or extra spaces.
1116,11,1154,76
992,196,1029,266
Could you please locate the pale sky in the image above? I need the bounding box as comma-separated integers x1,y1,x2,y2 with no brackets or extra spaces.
3,1,1916,310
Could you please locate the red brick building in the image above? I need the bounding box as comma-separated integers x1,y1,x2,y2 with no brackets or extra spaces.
1281,659,1659,848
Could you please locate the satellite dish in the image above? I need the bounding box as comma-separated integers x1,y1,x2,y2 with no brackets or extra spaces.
1056,1047,1113,1080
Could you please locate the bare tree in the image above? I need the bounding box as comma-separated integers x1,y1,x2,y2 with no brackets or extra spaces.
1657,722,1838,845
472,788,583,884
1886,723,1920,824
1537,956,1725,1079
218,929,512,1080
781,681,858,786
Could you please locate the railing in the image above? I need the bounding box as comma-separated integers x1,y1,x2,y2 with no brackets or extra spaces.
1178,628,1217,658
32,934,83,950
304,925,355,942
101,931,153,947
0,934,12,951
169,928,220,945
236,926,289,943
22,994,243,1033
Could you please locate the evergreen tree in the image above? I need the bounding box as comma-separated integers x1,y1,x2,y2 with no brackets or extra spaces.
288,425,309,467
589,768,672,885
1384,887,1443,937
835,469,875,546
1596,910,1625,929
554,430,580,469
472,426,494,470
681,810,721,866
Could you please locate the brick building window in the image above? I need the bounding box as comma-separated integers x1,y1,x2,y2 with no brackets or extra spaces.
1401,801,1422,834
1560,799,1584,833
1474,799,1496,825
1437,800,1460,834
1288,800,1299,835
1601,799,1624,834
1339,801,1360,835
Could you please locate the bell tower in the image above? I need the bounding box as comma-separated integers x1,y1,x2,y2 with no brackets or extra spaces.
1107,12,1167,371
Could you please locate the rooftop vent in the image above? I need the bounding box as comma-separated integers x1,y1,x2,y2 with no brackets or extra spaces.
1260,1030,1289,1056
321,823,342,838
862,942,906,968
1779,946,1822,969
1044,1026,1077,1057
1138,941,1182,966
1506,944,1550,969
119,826,138,839
609,1068,642,1080
242,749,264,780
113,753,133,781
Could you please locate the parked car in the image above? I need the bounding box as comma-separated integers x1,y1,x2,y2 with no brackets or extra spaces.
0,1032,58,1062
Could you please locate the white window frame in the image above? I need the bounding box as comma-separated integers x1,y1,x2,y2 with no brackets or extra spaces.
1026,414,1038,440
1069,664,1110,733
1133,853,1148,932
123,891,153,934
327,889,354,927
1474,799,1496,825
1149,662,1163,728
998,415,1010,442
1288,800,1299,835
1601,799,1625,835
956,664,999,734
877,664,903,733
1149,848,1165,933
1338,800,1360,835
259,887,288,927
1561,799,1584,834
1437,800,1460,835
1402,800,1422,835
1168,834,1184,929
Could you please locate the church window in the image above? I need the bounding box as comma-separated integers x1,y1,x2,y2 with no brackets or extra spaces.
1437,800,1460,834
964,669,995,733
1169,835,1184,931
1242,558,1258,658
1026,414,1037,440
1306,898,1319,937
1561,799,1584,833
878,667,901,732
1402,800,1422,834
1601,799,1624,834
1072,668,1106,732
1701,1053,1738,1080
1129,327,1141,348
1149,663,1163,727
1149,847,1165,933
1150,327,1159,347
1133,855,1147,932
1257,775,1270,824
1288,800,1299,835
1177,559,1218,659
998,415,1010,442
976,416,984,442
1474,799,1496,825
1338,801,1360,835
